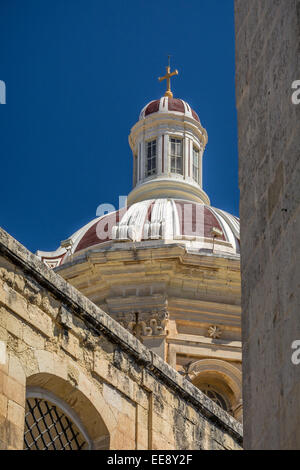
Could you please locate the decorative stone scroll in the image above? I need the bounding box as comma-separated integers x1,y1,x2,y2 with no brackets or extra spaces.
116,307,169,340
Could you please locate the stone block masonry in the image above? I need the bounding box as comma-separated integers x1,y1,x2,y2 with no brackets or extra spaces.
0,227,242,450
235,0,300,449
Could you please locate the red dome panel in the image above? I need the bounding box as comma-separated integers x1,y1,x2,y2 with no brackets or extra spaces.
191,109,200,122
75,210,122,253
145,100,160,116
175,201,226,240
168,98,185,113
142,97,200,123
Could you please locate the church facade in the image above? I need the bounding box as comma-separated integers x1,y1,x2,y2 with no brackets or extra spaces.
0,66,243,450
38,67,243,422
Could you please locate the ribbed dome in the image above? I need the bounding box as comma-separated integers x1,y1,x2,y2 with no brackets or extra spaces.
139,97,200,123
37,199,240,268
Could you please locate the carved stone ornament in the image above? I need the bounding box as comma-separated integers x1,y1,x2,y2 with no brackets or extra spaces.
207,325,222,339
59,305,73,329
116,307,168,339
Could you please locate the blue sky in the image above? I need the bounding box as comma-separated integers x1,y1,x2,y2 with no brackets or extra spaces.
0,0,238,253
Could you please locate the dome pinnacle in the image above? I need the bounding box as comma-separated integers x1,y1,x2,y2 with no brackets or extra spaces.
158,56,178,98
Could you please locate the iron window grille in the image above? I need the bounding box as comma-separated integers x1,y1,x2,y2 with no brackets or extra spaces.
24,397,87,450
201,387,229,412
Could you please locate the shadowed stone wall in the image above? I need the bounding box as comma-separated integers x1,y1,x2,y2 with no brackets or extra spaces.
235,0,300,449
0,228,242,450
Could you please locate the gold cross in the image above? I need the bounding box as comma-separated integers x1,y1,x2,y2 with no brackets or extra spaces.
158,58,178,98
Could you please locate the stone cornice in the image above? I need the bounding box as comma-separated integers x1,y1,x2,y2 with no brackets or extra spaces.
56,242,240,274
167,333,242,349
129,113,208,149
127,178,210,206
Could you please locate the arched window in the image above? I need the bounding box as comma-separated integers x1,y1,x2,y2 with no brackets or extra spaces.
24,389,91,450
200,385,229,412
189,359,242,421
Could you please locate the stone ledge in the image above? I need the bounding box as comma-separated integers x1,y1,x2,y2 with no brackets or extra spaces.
0,227,243,445
54,242,240,273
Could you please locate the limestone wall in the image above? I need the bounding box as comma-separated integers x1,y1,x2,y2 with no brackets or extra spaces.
0,228,242,450
56,240,242,418
235,0,300,449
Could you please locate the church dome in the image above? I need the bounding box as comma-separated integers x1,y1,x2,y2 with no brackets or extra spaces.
35,65,242,422
37,63,240,269
37,198,240,268
139,97,201,123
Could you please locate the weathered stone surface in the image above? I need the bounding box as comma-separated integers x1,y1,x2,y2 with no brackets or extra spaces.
0,227,242,450
235,0,300,450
